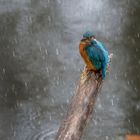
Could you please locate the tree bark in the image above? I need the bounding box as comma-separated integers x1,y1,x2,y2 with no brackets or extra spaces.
55,54,113,140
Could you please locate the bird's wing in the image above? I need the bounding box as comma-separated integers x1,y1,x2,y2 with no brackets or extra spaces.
84,44,103,70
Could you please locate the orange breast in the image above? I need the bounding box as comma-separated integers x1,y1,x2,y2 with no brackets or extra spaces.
79,41,96,71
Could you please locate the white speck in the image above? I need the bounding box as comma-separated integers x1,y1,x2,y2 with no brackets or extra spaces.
48,16,51,23
14,38,17,44
3,68,5,74
60,113,63,116
19,103,23,107
25,82,28,88
36,87,39,92
39,46,42,52
46,67,49,75
43,87,47,92
51,98,54,104
13,131,16,136
137,33,140,38
98,103,102,109
127,81,130,85
28,16,32,24
111,99,114,106
138,60,140,65
124,72,127,78
45,49,48,55
47,0,50,4
36,95,41,99
56,48,59,55
38,121,41,125
136,102,140,111
56,80,59,85
61,105,64,110
105,136,109,140
131,38,135,44
94,109,97,113
31,125,35,129
94,120,97,125
13,51,16,57
134,86,138,92
66,99,69,104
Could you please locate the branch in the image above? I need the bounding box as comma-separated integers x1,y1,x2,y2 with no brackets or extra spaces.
55,54,113,140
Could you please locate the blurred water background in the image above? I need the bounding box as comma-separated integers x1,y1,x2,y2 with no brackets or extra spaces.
0,0,140,140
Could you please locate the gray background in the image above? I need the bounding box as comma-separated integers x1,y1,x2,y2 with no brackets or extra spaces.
0,0,140,140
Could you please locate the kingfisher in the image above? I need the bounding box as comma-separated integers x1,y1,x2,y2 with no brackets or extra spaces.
79,31,109,80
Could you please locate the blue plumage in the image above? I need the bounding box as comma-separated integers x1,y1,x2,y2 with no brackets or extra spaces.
84,39,109,80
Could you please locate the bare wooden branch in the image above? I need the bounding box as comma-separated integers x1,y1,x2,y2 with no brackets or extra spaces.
55,54,113,140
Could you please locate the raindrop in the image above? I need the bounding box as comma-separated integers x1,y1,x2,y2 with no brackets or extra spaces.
19,103,23,107
51,98,55,104
94,109,97,113
36,87,39,92
24,82,28,88
94,120,97,125
134,86,137,92
43,87,47,92
31,124,36,129
60,113,63,116
105,136,109,140
13,131,16,137
56,80,59,86
138,60,140,65
111,99,114,106
124,72,127,78
127,80,130,85
47,0,50,4
2,68,5,74
46,67,49,74
36,95,41,99
61,105,64,110
136,48,138,52
136,102,140,111
66,99,69,104
63,66,66,70
38,121,41,125
27,16,32,24
56,48,59,55
39,46,42,52
98,103,102,109
14,38,18,44
131,38,135,44
137,33,140,38
12,84,15,91
48,16,51,23
45,49,48,55
136,128,140,133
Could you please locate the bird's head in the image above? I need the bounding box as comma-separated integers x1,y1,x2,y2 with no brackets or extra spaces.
83,31,95,40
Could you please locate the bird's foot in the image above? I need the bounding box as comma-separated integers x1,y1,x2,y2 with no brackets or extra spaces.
95,72,102,81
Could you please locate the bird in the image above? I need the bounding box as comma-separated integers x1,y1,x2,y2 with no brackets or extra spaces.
79,31,109,80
